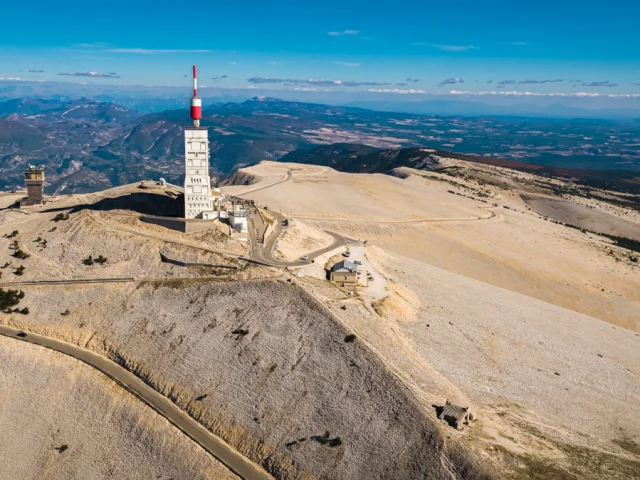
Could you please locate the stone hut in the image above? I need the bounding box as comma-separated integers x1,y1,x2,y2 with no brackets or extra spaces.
438,399,475,430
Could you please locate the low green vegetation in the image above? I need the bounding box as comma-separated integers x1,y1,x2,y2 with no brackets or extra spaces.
82,255,107,266
12,249,30,260
53,213,70,222
0,288,25,312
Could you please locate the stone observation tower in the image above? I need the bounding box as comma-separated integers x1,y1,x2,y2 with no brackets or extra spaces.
184,64,215,219
22,165,45,206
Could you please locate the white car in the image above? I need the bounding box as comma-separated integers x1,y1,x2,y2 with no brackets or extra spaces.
301,255,309,260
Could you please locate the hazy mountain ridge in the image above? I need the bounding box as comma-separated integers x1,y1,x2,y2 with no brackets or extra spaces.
1,97,639,194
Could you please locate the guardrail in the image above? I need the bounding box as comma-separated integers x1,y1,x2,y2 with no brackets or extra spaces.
0,278,135,287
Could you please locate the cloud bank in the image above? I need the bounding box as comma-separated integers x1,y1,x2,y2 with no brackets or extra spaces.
58,71,120,78
450,90,639,98
107,48,212,54
415,43,476,52
247,77,390,87
28,69,44,73
328,30,359,36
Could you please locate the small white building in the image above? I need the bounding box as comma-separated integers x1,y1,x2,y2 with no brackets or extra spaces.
229,209,248,233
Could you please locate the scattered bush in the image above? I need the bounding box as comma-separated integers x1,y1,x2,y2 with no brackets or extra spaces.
61,309,70,316
13,249,30,260
232,328,249,337
0,288,25,310
14,265,25,276
328,437,343,447
344,334,357,343
19,307,29,315
83,254,107,266
55,445,68,453
5,230,19,238
53,213,70,222
48,226,57,232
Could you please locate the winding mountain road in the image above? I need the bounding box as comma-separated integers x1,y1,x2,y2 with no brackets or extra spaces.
0,325,272,480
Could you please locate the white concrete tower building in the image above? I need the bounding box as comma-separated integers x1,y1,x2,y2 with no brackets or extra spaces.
184,65,215,219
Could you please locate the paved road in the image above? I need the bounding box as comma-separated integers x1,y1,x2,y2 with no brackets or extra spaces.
292,206,500,225
244,208,347,268
237,171,292,197
0,325,272,480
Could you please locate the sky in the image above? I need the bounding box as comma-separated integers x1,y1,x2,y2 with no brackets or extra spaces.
1,0,639,102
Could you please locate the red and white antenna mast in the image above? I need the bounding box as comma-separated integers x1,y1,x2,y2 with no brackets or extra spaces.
190,64,202,127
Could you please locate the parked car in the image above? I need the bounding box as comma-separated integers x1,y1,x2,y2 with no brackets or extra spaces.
301,255,309,260
354,260,362,265
343,251,351,257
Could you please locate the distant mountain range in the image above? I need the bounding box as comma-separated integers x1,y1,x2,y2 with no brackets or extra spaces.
281,143,640,195
1,96,639,194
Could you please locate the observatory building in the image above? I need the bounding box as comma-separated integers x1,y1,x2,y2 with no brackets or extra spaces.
21,165,45,207
184,65,216,219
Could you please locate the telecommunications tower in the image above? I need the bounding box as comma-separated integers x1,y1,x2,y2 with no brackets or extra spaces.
183,64,214,219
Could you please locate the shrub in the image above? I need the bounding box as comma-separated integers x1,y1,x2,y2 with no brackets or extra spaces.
232,328,249,337
61,309,70,316
20,307,29,315
53,213,70,222
344,334,357,343
14,266,25,276
95,255,107,264
55,445,68,453
0,288,25,310
82,255,94,266
49,227,57,232
328,437,343,447
13,249,30,260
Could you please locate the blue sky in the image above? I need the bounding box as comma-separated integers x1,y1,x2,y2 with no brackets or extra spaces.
2,0,639,98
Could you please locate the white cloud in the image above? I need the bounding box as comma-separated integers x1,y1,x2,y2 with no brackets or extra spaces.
439,77,464,86
328,30,360,36
269,61,281,65
414,43,477,52
107,48,212,54
449,90,640,98
334,61,361,67
58,71,120,78
0,77,23,81
368,88,427,94
228,62,237,65
294,87,318,91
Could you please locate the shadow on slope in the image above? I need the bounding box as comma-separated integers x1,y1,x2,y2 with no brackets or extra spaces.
44,191,183,218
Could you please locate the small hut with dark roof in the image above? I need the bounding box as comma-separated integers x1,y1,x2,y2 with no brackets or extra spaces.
438,399,475,430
